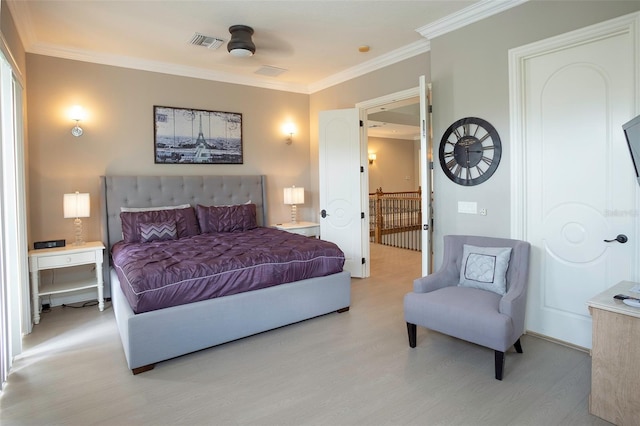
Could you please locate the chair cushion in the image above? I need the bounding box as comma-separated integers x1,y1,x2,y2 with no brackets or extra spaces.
458,245,512,295
404,286,513,351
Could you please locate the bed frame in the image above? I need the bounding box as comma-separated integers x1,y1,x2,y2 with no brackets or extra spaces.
100,175,351,374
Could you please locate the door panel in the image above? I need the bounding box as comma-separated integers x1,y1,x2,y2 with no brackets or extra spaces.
319,108,364,278
517,15,638,348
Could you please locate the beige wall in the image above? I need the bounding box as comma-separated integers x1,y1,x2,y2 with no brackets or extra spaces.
367,136,418,193
1,0,26,78
26,50,429,247
26,55,310,245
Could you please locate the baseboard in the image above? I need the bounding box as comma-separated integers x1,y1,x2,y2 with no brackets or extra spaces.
524,330,590,354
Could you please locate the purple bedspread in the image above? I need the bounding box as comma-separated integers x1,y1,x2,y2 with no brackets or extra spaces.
112,227,346,314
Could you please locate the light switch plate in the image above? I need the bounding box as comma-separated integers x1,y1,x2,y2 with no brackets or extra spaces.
458,201,477,214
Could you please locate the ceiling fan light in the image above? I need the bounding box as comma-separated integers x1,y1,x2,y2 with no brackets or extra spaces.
227,25,256,57
229,48,254,57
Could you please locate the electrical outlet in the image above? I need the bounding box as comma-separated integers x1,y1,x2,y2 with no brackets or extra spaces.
480,208,487,216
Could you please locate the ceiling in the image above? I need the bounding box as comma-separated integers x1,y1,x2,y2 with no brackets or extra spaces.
7,0,525,95
368,98,421,140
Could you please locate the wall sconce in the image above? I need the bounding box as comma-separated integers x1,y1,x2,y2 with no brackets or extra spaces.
63,191,90,245
368,153,377,165
283,186,304,223
282,122,296,145
69,105,87,137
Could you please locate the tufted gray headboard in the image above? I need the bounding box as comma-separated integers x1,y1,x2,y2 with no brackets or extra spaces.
100,175,267,255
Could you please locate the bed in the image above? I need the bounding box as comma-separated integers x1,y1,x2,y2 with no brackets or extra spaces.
100,175,351,374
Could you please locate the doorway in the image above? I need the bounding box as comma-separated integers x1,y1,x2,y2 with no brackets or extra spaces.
318,79,431,279
366,98,422,260
356,79,432,278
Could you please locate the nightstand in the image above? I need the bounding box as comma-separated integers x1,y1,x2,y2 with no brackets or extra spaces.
272,221,320,238
28,241,105,324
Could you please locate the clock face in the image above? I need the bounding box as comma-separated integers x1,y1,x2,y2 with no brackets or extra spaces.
438,117,502,186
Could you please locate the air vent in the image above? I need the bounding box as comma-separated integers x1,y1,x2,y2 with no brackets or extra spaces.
189,33,225,50
255,65,288,77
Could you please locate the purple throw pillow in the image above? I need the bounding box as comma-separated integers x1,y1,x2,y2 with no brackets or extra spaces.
139,221,177,243
120,207,199,243
196,204,257,233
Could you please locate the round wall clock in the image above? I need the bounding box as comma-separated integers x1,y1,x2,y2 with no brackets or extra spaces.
438,117,502,186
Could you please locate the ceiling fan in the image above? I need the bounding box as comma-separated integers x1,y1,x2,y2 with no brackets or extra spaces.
227,25,256,57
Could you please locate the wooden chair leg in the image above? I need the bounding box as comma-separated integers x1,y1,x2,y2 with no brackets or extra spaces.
494,350,505,380
494,340,522,380
514,338,523,353
407,323,417,348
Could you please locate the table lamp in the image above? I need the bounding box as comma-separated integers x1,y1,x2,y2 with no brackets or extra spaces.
63,191,90,245
283,186,304,224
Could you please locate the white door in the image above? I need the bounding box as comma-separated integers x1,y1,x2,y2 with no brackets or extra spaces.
319,108,365,278
511,13,639,348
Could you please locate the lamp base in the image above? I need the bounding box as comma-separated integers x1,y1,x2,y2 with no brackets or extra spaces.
73,218,85,245
290,204,298,224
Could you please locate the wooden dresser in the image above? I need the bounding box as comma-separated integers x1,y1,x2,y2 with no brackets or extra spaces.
587,280,640,425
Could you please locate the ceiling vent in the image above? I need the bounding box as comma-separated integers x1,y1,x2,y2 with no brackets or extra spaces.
189,33,225,50
255,65,287,77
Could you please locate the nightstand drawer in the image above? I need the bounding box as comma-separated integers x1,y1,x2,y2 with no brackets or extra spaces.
291,227,318,237
272,222,320,238
37,251,96,269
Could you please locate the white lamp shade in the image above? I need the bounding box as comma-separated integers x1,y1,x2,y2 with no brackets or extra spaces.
283,187,304,205
69,105,87,122
63,192,90,218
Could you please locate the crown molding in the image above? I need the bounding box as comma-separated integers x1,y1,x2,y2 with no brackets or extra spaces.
28,37,429,95
28,42,310,94
417,0,529,40
308,39,430,94
9,0,527,94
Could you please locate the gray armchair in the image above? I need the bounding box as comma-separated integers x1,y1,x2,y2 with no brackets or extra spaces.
404,235,531,380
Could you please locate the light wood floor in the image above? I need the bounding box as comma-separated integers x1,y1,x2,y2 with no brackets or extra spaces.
0,244,609,425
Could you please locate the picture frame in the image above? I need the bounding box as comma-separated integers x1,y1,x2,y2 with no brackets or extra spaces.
153,105,243,164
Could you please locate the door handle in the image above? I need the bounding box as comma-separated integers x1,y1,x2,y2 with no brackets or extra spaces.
604,234,628,244
320,209,329,218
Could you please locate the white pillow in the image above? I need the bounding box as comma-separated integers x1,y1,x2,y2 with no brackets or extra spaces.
120,204,191,212
458,244,512,295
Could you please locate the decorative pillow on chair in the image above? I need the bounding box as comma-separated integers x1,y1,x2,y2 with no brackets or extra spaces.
139,221,177,243
459,244,512,295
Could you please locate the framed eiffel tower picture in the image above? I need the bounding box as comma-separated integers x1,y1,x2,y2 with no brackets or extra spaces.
153,106,243,164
